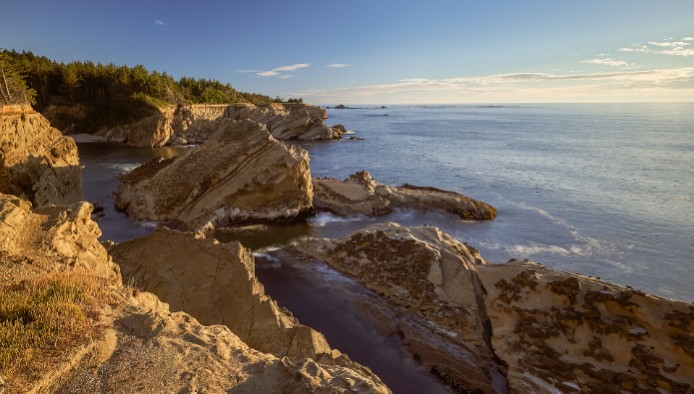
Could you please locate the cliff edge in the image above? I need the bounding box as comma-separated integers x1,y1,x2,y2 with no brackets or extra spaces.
0,105,82,207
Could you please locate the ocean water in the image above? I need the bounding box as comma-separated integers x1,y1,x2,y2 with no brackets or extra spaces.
303,103,694,302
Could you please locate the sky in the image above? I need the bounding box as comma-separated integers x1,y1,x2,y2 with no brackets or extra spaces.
2,0,693,104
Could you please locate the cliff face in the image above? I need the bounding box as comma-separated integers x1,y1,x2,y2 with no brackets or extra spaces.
173,103,343,143
95,106,175,147
116,119,314,229
0,105,82,207
313,170,496,220
285,223,694,393
71,103,342,147
0,193,389,393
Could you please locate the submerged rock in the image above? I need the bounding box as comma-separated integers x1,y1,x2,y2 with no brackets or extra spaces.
0,106,83,207
285,223,694,393
313,170,496,220
0,193,389,393
116,119,313,229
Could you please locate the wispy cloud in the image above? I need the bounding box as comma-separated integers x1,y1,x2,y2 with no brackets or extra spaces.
583,58,631,67
155,19,167,26
326,63,351,69
619,36,694,57
254,63,310,78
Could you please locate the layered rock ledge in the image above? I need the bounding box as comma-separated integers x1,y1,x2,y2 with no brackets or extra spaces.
282,222,694,393
115,119,313,229
81,103,343,147
0,106,82,207
313,170,496,220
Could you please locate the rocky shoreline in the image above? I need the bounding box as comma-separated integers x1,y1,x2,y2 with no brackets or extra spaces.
44,102,345,147
2,104,692,393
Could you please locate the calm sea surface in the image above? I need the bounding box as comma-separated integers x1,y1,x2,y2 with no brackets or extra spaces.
79,103,693,393
306,103,694,302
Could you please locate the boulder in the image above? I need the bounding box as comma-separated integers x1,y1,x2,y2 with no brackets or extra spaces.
116,119,313,229
313,171,496,220
0,106,82,207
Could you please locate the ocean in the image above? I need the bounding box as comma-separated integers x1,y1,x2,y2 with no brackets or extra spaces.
78,103,694,393
304,103,694,302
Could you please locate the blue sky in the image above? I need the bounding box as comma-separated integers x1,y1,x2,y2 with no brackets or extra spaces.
2,1,693,104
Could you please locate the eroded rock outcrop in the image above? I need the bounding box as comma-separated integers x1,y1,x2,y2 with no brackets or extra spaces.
283,223,694,393
313,170,496,220
116,119,313,229
0,105,82,207
109,227,379,374
0,194,389,393
95,106,175,147
479,260,694,393
287,222,503,393
50,102,342,147
173,103,344,143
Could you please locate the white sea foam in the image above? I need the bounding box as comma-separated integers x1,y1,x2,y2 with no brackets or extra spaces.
253,252,282,268
106,163,140,173
139,221,158,229
509,244,572,256
308,212,367,227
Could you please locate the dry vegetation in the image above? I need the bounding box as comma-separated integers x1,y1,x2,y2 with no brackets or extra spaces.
0,270,116,389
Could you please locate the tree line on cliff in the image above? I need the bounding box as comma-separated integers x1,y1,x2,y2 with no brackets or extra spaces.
0,49,282,131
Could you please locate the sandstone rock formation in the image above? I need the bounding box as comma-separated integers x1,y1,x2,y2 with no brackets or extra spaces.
116,119,313,229
284,223,694,393
0,105,82,207
51,102,342,147
287,222,503,393
109,227,379,372
479,260,694,393
313,171,496,220
173,103,344,143
0,193,389,393
283,102,329,119
95,106,175,147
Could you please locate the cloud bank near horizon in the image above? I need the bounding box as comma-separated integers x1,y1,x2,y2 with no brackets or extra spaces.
290,68,694,103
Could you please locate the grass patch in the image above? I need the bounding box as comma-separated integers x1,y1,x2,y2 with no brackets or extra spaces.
0,271,115,387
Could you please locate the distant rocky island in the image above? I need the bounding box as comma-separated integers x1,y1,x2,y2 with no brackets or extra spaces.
1,53,693,393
